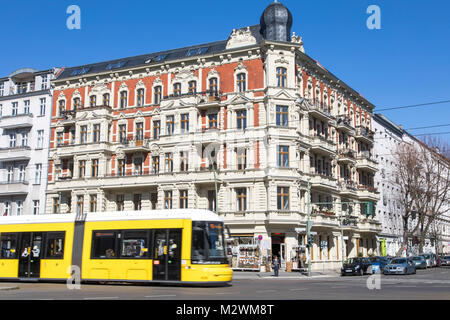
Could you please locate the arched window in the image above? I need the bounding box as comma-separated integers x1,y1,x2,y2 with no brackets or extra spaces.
276,67,287,87
236,73,246,92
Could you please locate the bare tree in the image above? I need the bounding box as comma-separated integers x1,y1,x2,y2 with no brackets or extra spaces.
416,136,450,253
392,142,424,256
392,136,450,256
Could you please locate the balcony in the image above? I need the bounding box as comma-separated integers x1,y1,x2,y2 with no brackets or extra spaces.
0,180,29,195
55,141,112,157
0,113,34,129
122,137,150,153
0,146,31,162
310,208,340,228
356,185,379,201
309,135,336,155
307,99,333,121
356,151,378,172
355,126,374,144
335,116,355,134
309,173,338,191
161,91,222,108
337,149,356,164
338,180,357,196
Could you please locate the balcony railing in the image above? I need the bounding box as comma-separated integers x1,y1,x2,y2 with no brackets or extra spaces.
355,126,374,141
307,98,332,117
162,90,222,102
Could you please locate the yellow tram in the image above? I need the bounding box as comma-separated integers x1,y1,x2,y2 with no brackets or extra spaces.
0,209,232,286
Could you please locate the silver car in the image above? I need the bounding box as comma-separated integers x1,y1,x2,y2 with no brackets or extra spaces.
410,256,427,269
420,253,432,268
383,258,416,275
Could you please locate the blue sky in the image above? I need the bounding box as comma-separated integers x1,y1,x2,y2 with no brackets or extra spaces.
1,0,449,142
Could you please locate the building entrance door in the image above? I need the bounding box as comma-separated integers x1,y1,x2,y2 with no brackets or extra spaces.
271,234,286,268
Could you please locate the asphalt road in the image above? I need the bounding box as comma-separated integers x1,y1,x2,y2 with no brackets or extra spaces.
0,267,449,300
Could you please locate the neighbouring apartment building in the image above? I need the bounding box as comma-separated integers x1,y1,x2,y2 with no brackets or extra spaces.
46,2,381,271
374,114,450,256
0,67,59,216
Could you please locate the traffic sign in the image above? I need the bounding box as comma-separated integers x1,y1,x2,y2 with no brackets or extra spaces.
257,235,263,241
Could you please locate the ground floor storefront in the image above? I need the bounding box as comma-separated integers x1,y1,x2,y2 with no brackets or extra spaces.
226,224,379,272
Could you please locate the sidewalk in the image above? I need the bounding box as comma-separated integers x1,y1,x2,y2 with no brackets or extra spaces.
0,285,19,291
232,270,341,280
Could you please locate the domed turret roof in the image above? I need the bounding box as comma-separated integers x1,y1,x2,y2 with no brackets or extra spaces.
260,1,293,42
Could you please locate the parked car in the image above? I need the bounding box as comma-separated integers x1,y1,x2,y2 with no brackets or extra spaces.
383,257,416,275
410,256,427,269
420,253,432,268
369,256,390,274
341,257,373,276
440,256,450,266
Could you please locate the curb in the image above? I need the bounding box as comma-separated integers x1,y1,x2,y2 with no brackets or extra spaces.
0,286,19,291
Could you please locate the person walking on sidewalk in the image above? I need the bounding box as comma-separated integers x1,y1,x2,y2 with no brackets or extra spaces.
273,255,279,277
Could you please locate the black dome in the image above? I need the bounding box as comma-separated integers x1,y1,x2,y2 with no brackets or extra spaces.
260,1,293,42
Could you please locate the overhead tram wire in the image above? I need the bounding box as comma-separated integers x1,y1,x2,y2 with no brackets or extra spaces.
375,99,450,112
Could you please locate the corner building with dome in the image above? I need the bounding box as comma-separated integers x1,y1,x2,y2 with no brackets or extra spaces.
47,2,381,272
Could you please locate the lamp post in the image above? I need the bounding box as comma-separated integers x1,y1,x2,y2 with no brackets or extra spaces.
306,178,312,277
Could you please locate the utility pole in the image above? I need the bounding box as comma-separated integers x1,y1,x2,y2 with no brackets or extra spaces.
207,152,219,213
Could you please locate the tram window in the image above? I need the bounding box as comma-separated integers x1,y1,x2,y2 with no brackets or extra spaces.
92,231,118,259
45,232,65,259
121,230,149,259
192,222,227,264
0,233,18,259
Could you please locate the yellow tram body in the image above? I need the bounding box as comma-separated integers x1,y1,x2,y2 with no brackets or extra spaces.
0,210,232,286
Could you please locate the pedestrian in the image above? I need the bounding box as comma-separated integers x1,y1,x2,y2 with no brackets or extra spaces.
273,255,279,277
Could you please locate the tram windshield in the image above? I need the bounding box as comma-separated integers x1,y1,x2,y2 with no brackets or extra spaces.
191,221,227,264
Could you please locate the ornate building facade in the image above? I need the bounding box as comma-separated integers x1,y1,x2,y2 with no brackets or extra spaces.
46,2,380,271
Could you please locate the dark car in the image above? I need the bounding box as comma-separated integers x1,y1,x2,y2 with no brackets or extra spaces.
369,256,390,274
440,256,450,266
341,257,373,276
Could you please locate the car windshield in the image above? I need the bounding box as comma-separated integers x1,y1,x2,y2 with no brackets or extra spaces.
411,257,421,260
391,258,406,264
345,258,360,264
369,257,380,263
445,256,450,260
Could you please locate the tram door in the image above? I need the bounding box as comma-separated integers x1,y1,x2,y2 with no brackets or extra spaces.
153,229,182,281
18,233,43,278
